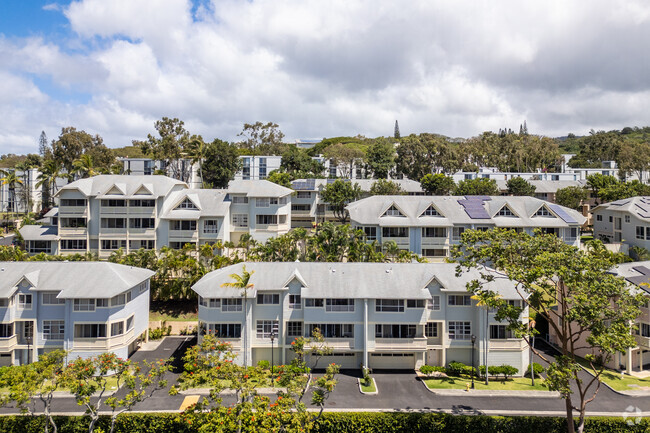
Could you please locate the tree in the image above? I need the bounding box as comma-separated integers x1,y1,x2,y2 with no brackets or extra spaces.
598,180,650,203
323,143,365,179
38,131,49,158
133,117,191,181
280,145,324,177
453,229,644,433
221,266,255,367
365,138,395,178
186,135,207,188
454,178,499,196
237,121,285,154
555,186,588,211
202,139,242,188
368,179,403,196
394,120,400,139
0,169,24,212
506,177,536,196
267,171,292,188
616,140,650,183
420,173,455,195
51,127,113,176
36,160,63,208
395,135,430,180
320,180,362,223
72,154,98,178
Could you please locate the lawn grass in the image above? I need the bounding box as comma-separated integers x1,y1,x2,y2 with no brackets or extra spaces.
574,356,650,391
423,375,549,391
360,378,377,393
150,300,198,322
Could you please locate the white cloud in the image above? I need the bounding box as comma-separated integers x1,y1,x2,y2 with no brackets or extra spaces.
0,0,649,154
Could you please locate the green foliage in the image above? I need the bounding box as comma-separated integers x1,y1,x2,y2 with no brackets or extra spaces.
237,121,286,154
320,180,362,222
525,362,546,378
323,142,366,179
365,138,395,178
555,186,588,210
506,177,536,196
454,178,500,196
419,365,446,377
368,179,404,196
201,139,242,188
149,326,172,340
420,173,455,195
446,361,467,377
280,145,325,177
49,126,115,176
266,170,292,188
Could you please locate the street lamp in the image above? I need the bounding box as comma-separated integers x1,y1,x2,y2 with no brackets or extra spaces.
26,336,32,364
471,334,476,389
270,332,276,387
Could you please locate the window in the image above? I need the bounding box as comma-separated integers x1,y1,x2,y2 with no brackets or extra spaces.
305,298,324,307
375,324,416,338
425,322,439,338
204,220,218,233
596,214,603,222
428,295,440,311
256,215,278,225
222,299,242,312
129,199,155,207
497,206,515,217
130,240,155,250
171,220,197,231
61,239,86,250
256,198,270,208
42,321,65,340
292,204,311,212
138,282,148,293
126,315,134,331
506,299,521,308
609,215,613,223
208,323,241,338
383,205,404,217
101,199,126,207
111,321,125,337
18,294,32,309
625,215,631,223
421,205,440,217
289,295,301,309
637,226,645,240
279,215,287,224
74,299,95,312
96,298,109,308
422,249,447,257
307,324,354,338
422,227,446,238
129,218,155,229
101,240,127,250
287,321,303,337
567,227,578,239
101,218,126,229
169,241,194,250
382,227,408,238
61,217,87,228
111,291,132,306
61,199,86,207
257,294,280,305
362,227,377,240
375,299,404,312
256,320,279,338
74,324,106,339
326,299,355,312
534,207,552,217
452,227,465,241
176,198,197,209
296,192,311,199
0,299,8,308
232,196,248,204
448,321,471,340
42,292,64,305
490,325,514,339
232,214,248,227
641,323,650,338
448,295,471,306
0,323,13,338
204,298,221,308
406,299,425,308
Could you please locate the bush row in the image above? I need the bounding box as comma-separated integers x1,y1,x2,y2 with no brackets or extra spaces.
420,362,523,380
0,412,647,433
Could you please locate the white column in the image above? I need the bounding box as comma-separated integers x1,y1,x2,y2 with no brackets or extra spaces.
626,347,633,374
363,299,368,368
640,350,644,371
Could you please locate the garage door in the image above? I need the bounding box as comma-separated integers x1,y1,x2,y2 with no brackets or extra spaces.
370,353,415,369
310,353,358,369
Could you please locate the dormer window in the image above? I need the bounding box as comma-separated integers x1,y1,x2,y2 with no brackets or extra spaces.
497,206,516,217
383,205,405,217
421,205,440,217
177,198,197,210
534,206,552,217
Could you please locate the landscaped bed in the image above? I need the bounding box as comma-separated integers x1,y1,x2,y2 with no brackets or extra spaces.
359,377,377,393
574,356,650,391
423,376,549,391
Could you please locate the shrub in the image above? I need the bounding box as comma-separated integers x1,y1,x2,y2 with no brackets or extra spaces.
446,361,466,377
149,326,171,340
500,364,518,380
487,366,501,377
257,360,270,369
524,362,545,378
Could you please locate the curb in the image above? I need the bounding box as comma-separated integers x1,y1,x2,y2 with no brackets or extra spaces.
180,387,287,396
358,378,378,395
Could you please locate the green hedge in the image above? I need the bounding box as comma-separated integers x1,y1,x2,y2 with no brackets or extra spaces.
0,412,647,433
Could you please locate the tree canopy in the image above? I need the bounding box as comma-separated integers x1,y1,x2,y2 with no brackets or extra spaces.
320,180,362,223
420,173,455,195
368,179,404,196
202,139,241,188
454,177,500,196
506,177,536,196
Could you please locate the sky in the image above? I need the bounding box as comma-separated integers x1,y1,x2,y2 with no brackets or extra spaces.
1,0,649,155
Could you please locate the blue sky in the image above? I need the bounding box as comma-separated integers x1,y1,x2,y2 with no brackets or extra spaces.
0,0,649,155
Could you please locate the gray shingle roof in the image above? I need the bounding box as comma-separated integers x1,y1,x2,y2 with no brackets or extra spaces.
291,178,423,194
346,195,586,227
56,175,186,198
19,225,58,241
160,189,230,220
611,260,650,295
192,262,520,300
494,179,587,194
0,262,154,299
227,180,293,197
592,196,650,220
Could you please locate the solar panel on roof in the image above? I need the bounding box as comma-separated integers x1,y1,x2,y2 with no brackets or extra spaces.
457,197,491,219
548,204,578,224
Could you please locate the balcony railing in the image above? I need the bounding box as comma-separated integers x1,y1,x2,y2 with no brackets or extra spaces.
59,206,87,215
489,339,527,350
635,335,650,348
381,237,410,247
421,237,448,246
374,337,427,350
100,207,128,214
59,227,87,236
128,228,156,236
0,335,17,350
73,329,134,350
169,230,198,240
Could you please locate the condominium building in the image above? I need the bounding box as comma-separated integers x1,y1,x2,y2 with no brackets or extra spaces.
0,261,153,365
0,168,42,213
592,197,650,250
19,175,293,257
347,195,585,260
193,262,530,373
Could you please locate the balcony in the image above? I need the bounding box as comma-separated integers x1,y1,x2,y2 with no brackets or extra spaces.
169,230,198,240
635,335,650,348
489,339,527,350
374,337,427,351
381,237,410,248
128,207,156,217
59,206,87,216
99,227,128,235
100,207,128,215
426,336,443,347
73,329,134,350
0,335,17,350
128,228,156,237
59,227,87,236
421,237,448,247
315,338,355,350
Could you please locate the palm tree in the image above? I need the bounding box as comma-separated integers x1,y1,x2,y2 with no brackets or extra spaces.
186,135,206,188
72,154,97,178
0,170,24,213
471,293,497,386
221,265,255,367
36,160,63,208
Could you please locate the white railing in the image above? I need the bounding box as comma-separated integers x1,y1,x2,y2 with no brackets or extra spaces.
489,339,526,350
59,206,86,215
59,227,87,236
374,337,427,350
0,335,17,350
635,335,650,348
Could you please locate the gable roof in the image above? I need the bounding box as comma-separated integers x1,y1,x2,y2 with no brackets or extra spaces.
160,189,230,220
592,196,650,221
0,262,154,299
56,175,187,198
227,180,293,198
611,261,650,296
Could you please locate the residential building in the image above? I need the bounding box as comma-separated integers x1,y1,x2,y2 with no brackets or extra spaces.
493,179,587,203
290,178,423,228
347,195,585,260
19,175,293,256
193,262,530,373
0,261,153,365
118,157,202,188
235,156,282,180
592,197,650,250
0,168,42,213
